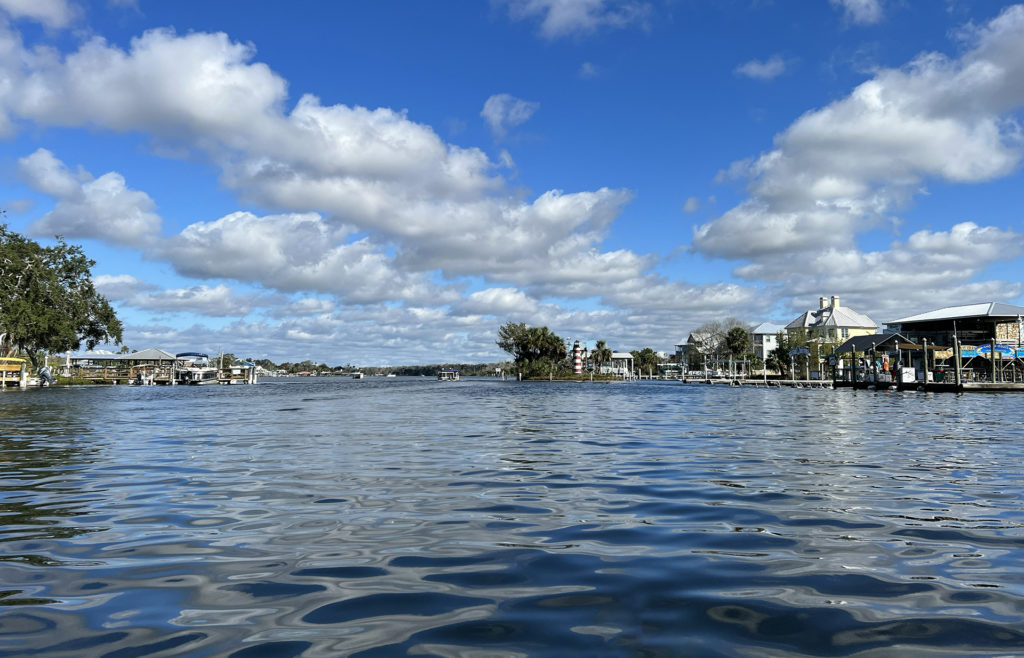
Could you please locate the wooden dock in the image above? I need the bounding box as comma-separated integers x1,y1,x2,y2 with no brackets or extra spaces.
686,377,1024,393
685,378,833,389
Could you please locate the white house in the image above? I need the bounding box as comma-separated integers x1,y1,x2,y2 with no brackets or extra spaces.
750,322,785,360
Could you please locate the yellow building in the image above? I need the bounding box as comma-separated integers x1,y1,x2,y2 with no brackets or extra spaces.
786,296,877,342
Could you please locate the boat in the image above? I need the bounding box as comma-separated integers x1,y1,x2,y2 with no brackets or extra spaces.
351,372,365,379
437,368,459,381
386,373,397,378
0,357,26,388
175,352,220,385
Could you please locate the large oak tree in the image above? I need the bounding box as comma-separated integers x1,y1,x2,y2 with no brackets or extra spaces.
0,224,123,369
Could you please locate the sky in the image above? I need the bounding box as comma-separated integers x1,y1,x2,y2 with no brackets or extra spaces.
1,0,1023,366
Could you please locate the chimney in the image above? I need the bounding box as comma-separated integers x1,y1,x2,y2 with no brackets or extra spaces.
830,295,840,308
819,297,827,309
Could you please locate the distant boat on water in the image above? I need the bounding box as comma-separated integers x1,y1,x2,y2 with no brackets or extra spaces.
175,352,219,385
351,372,365,379
437,369,459,381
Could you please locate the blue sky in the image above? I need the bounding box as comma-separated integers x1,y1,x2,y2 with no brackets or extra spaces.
1,0,1023,365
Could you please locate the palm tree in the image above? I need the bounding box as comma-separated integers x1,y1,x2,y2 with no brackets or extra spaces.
593,340,612,374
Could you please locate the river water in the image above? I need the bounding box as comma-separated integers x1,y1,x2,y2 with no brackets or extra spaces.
2,377,1023,656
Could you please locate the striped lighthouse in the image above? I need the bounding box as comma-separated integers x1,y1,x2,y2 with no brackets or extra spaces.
573,340,582,375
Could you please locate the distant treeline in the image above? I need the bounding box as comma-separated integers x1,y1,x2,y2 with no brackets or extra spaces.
256,358,504,376
391,363,501,377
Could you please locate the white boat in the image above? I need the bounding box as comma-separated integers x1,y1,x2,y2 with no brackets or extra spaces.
351,372,365,379
437,369,459,381
176,352,220,385
386,373,397,378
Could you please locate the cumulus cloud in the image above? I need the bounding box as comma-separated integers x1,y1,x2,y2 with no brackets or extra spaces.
127,284,259,317
501,0,651,39
694,5,1024,263
451,287,539,317
830,0,883,25
481,93,540,140
18,149,162,247
155,211,458,306
0,27,661,300
267,297,336,318
0,0,76,28
0,17,779,361
94,274,158,301
734,55,787,80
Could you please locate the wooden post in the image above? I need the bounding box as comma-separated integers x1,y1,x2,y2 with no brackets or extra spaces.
852,350,858,386
991,338,998,382
953,334,962,388
922,338,928,384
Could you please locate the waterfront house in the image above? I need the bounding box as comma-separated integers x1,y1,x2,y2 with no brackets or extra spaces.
786,296,877,343
750,322,785,361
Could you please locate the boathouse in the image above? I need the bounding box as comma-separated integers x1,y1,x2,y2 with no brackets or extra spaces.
886,302,1024,348
885,302,1024,386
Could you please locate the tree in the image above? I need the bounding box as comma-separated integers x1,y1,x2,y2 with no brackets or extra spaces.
496,321,568,377
0,225,122,369
767,330,808,378
689,318,749,374
725,326,750,359
630,347,660,375
592,340,612,373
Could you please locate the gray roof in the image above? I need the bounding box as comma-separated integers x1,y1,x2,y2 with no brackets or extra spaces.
888,302,1024,324
751,322,785,335
786,305,876,331
68,347,182,362
118,347,179,361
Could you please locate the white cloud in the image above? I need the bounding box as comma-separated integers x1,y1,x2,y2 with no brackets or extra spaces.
683,196,699,213
128,284,258,317
451,287,539,317
733,222,1024,322
694,5,1024,263
579,61,599,78
829,0,883,26
0,18,786,362
481,93,540,140
156,211,457,306
0,26,662,301
502,0,651,39
94,274,157,301
18,149,162,247
0,0,76,28
267,297,336,318
734,55,787,80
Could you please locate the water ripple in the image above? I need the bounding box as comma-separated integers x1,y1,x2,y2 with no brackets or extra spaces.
2,380,1024,655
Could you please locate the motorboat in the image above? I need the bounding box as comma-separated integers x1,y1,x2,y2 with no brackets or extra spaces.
437,369,459,381
176,352,220,385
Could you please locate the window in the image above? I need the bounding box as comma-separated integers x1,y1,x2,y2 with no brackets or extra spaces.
841,328,849,338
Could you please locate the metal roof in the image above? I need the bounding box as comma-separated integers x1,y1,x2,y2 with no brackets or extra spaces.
68,347,181,362
123,347,178,361
751,322,785,335
835,333,945,354
888,302,1024,324
786,305,876,331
